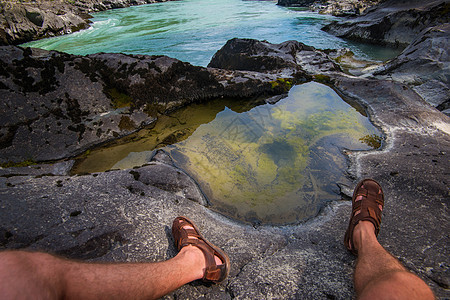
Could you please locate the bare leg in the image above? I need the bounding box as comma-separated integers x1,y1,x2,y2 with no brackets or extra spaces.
353,221,435,300
0,223,222,300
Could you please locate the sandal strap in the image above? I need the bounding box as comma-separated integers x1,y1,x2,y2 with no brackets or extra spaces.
344,179,384,255
172,216,230,283
193,241,224,282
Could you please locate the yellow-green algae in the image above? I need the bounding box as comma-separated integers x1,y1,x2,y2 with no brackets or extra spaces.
72,82,381,224
70,97,263,174
164,82,381,224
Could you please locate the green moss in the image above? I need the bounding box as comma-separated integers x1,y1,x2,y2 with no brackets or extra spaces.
118,116,137,131
334,50,355,63
0,159,35,168
108,88,133,108
359,134,383,149
270,78,293,92
313,74,331,84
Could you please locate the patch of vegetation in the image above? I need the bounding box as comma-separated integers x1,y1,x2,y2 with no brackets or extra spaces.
270,78,293,92
334,50,355,64
108,88,134,108
359,134,383,149
0,159,35,168
118,115,136,131
313,74,331,84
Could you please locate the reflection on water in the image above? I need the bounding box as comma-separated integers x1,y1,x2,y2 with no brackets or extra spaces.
72,82,382,224
70,97,264,174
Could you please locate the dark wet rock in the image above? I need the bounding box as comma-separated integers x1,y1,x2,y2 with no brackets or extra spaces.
208,38,341,75
277,0,316,8
322,0,450,48
0,0,175,45
0,46,159,163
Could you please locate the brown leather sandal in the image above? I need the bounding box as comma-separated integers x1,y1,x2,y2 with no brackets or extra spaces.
344,179,384,255
172,216,230,283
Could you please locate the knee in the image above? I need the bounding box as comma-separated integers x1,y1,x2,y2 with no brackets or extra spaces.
359,271,435,300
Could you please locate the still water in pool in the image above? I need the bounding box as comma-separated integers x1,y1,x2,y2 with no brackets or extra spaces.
72,82,382,225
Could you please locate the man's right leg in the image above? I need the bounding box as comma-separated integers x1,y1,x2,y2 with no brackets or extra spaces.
0,216,229,300
344,179,434,299
352,221,435,299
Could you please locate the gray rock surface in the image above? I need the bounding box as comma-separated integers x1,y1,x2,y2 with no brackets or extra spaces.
322,0,449,112
322,0,450,47
311,0,383,17
0,38,449,299
371,23,450,113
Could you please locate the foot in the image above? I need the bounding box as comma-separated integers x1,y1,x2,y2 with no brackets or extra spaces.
172,216,230,283
344,179,384,255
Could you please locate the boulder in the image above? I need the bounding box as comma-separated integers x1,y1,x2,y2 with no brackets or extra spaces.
208,38,341,75
277,0,383,16
0,1,91,45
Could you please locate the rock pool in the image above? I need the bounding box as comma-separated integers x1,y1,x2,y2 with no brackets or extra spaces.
72,82,382,224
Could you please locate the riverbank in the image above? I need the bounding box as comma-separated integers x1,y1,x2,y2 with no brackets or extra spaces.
0,0,174,45
1,37,449,298
0,0,449,299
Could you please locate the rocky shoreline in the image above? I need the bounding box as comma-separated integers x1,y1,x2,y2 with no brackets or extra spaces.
0,39,325,165
0,0,174,45
0,0,449,299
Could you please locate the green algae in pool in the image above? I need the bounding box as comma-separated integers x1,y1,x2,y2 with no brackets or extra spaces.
72,82,382,225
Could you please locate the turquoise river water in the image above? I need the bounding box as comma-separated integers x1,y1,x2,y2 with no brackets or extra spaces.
23,0,399,66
